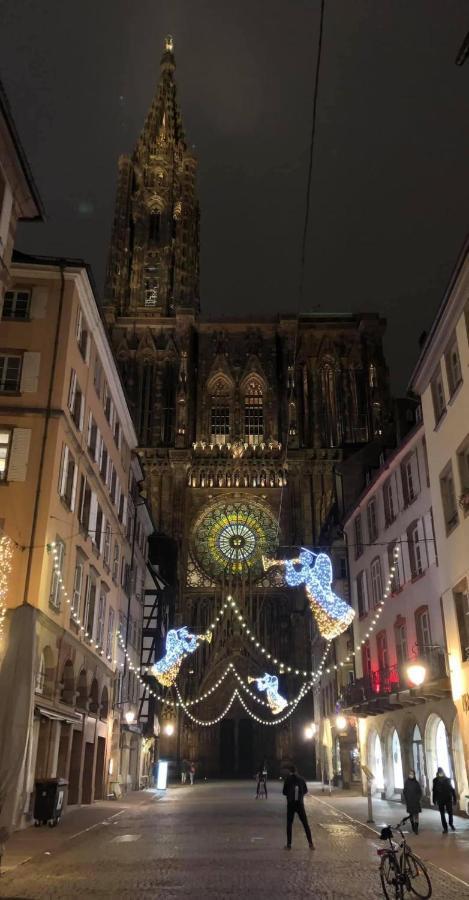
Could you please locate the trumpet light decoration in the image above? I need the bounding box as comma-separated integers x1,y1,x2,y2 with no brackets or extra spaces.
248,672,288,715
263,549,355,641
152,626,212,687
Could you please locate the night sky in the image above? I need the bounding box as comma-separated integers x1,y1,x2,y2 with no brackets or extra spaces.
1,1,468,392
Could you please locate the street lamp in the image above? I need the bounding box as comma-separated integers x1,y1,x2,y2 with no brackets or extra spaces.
164,722,175,736
407,662,426,687
125,710,135,725
335,715,347,731
304,723,316,740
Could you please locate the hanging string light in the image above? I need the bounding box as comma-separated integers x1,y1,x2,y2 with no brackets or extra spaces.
0,535,13,638
176,684,312,728
247,673,288,714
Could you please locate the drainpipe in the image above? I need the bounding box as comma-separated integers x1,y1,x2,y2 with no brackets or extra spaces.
23,262,66,605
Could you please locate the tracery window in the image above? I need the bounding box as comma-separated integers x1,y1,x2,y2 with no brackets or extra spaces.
243,379,264,445
210,377,231,444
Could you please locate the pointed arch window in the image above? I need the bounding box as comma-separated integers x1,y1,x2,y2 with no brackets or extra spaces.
244,378,264,445
210,378,231,444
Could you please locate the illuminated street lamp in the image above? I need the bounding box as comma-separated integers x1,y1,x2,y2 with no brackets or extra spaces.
125,710,135,725
407,662,426,687
304,723,316,740
164,722,175,736
335,714,347,731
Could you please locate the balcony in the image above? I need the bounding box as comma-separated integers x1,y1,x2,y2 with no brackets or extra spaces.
341,647,450,717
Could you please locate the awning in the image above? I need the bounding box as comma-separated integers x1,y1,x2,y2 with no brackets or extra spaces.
35,706,83,725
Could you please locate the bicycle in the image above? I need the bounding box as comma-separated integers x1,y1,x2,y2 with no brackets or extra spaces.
377,815,432,899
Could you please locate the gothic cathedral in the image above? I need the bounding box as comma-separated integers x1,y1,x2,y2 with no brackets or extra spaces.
104,38,390,776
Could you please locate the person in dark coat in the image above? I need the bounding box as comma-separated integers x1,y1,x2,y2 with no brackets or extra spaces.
403,770,422,834
432,767,457,833
282,765,314,850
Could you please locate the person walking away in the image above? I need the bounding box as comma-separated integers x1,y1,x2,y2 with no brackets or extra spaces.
403,770,422,834
282,765,314,850
432,767,456,833
256,762,268,798
181,764,187,785
189,762,195,785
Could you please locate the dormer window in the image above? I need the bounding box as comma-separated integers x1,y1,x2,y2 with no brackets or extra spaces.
244,378,263,446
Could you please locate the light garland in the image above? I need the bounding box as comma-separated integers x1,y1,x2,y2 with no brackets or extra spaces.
176,685,238,725
178,662,313,709
236,684,310,726
151,626,212,687
0,535,13,637
248,672,288,714
176,685,312,728
263,550,355,640
48,542,118,665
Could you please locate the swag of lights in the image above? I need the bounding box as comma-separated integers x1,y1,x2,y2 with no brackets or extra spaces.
0,535,13,638
175,683,311,728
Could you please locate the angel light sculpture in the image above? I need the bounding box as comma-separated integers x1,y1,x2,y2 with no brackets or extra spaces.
151,626,212,687
263,548,355,641
248,672,288,715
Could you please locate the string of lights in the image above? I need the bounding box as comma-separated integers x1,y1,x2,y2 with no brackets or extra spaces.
0,535,13,638
176,684,312,728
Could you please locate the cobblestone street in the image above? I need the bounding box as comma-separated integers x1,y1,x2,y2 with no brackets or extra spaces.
2,781,469,899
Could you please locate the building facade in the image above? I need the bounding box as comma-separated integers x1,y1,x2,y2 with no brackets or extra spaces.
0,253,152,833
409,239,469,808
341,422,460,804
103,37,391,777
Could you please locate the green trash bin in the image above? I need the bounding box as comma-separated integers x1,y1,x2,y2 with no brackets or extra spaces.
34,778,67,827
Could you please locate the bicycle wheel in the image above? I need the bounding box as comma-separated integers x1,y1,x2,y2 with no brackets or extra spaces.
403,852,432,899
380,853,402,900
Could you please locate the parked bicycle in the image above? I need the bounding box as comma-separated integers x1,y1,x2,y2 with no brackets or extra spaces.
377,815,432,899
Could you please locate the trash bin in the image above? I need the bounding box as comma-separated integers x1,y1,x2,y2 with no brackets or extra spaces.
34,778,68,827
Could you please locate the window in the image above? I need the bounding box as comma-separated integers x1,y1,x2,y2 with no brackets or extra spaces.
94,356,103,397
366,497,378,542
84,570,97,637
114,418,121,449
445,335,462,397
244,379,264,445
58,445,77,510
354,515,363,558
35,651,46,694
0,354,22,392
440,461,459,534
453,581,469,663
370,557,383,607
2,289,31,320
387,542,401,593
106,607,115,659
78,475,92,532
431,365,446,424
103,382,112,424
210,378,231,444
96,587,107,647
415,606,432,655
94,503,103,551
103,520,111,567
0,429,12,480
49,539,65,610
109,465,117,504
68,370,84,431
100,443,108,482
383,477,396,527
76,308,90,362
112,541,120,582
376,630,389,672
356,570,368,618
401,452,419,506
71,554,84,617
87,413,98,459
457,437,469,510
407,520,425,578
362,640,372,680
394,618,408,667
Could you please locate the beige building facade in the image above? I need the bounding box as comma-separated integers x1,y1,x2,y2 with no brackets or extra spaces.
0,253,152,833
410,239,469,809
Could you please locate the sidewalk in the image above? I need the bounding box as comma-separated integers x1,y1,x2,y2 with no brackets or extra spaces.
0,788,162,875
307,781,469,888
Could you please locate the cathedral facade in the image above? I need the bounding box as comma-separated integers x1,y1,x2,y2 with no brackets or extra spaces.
104,38,390,777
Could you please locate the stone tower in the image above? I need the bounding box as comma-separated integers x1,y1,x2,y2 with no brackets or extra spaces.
104,38,391,778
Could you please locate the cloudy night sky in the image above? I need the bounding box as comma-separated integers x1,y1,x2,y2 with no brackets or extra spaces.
1,0,468,391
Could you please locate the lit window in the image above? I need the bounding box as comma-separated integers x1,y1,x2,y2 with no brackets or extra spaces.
0,354,22,392
244,380,263,445
0,429,12,480
210,378,231,444
2,289,31,320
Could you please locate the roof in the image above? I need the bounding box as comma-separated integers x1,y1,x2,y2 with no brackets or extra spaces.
0,78,44,220
408,234,469,393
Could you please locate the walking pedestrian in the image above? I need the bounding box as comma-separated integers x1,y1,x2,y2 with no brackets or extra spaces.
432,767,457,833
189,762,195,785
403,770,422,834
181,765,187,785
282,765,315,850
256,761,268,798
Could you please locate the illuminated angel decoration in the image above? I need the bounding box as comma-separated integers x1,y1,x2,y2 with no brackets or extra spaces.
151,626,212,687
263,549,355,641
248,672,288,715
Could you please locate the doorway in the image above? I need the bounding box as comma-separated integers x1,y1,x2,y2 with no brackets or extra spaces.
82,741,94,804
94,736,106,800
220,719,235,776
68,729,82,804
238,719,253,777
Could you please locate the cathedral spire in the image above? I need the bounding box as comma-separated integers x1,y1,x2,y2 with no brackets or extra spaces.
104,35,200,318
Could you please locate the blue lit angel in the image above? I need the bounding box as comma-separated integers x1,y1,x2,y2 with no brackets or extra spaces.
248,672,288,715
263,549,355,641
151,626,212,687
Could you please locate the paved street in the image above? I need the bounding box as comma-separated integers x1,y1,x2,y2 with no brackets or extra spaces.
2,781,469,899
